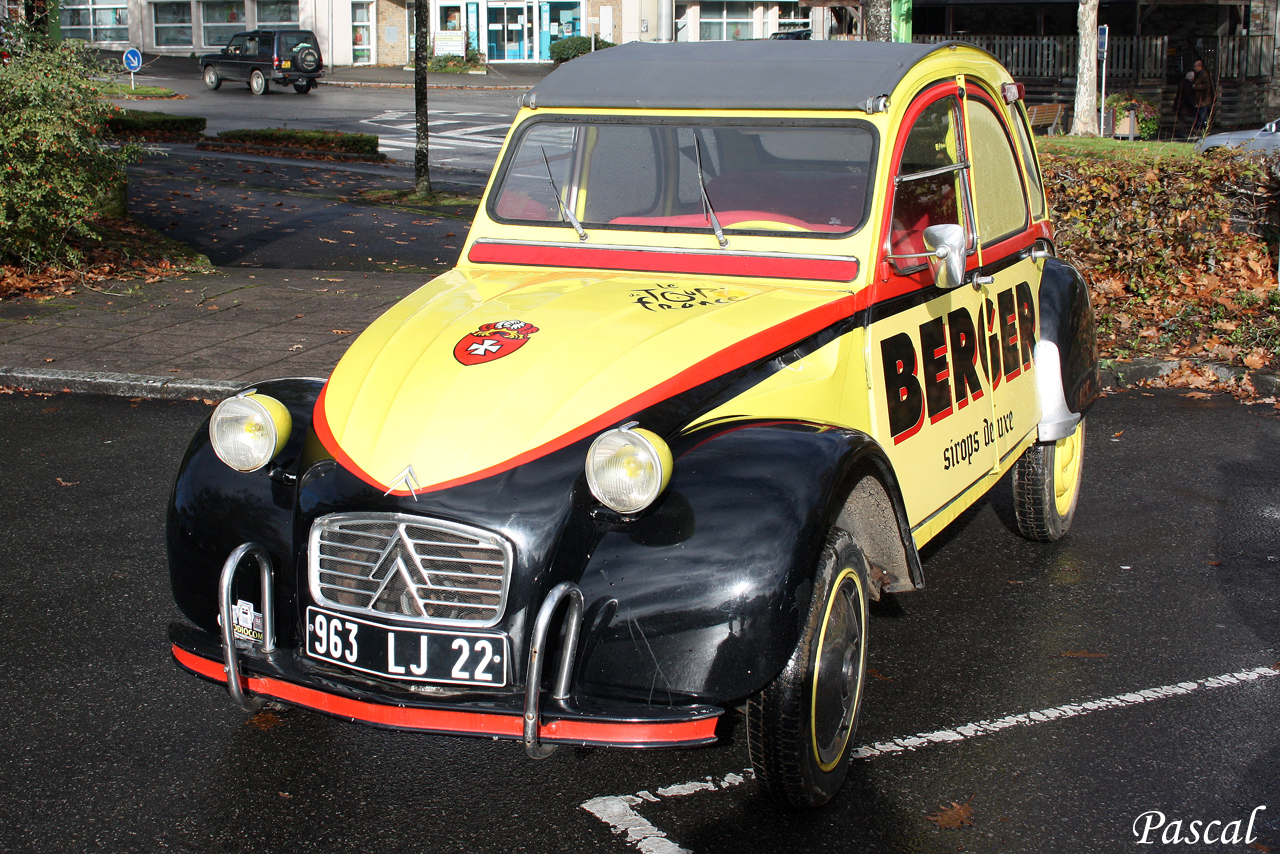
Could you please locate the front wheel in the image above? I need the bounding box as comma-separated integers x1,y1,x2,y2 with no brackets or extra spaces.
1012,418,1086,542
203,65,221,90
250,69,269,95
747,529,870,809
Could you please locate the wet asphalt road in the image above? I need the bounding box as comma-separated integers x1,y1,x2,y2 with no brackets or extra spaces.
127,149,482,273
0,388,1277,854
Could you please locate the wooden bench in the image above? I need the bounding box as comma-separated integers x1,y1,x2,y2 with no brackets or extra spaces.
1025,103,1066,135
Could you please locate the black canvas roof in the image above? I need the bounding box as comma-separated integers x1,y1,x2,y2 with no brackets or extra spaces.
522,40,948,112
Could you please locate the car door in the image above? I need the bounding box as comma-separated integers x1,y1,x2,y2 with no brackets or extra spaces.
221,33,249,80
961,86,1041,462
866,80,999,542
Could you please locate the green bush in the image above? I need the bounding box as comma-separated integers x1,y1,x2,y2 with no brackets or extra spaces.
214,127,381,156
0,23,140,267
1105,91,1160,140
549,35,615,62
106,109,206,139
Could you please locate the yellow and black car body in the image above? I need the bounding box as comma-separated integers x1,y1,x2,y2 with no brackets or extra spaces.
168,40,1097,807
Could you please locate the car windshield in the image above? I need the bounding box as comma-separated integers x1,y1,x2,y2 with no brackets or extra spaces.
491,118,876,238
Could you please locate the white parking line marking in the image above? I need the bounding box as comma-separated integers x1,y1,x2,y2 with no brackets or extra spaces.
581,664,1279,853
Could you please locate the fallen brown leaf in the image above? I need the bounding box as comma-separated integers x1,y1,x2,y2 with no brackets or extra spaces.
331,329,353,335
246,711,282,731
1181,392,1213,399
866,668,893,681
927,794,975,829
1207,560,1223,566
55,478,79,486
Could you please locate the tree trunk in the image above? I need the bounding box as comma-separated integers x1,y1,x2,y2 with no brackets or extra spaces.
1071,0,1100,135
865,0,892,42
414,4,432,196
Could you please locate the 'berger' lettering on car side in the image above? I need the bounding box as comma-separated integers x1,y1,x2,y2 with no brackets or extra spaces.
882,282,1036,445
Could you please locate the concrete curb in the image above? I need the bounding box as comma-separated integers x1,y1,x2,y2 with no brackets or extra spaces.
0,367,242,400
1099,357,1280,397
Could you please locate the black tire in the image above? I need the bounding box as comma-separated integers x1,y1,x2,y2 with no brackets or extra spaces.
1012,418,1086,542
250,69,269,95
203,65,221,90
296,47,320,73
293,80,312,94
747,528,870,809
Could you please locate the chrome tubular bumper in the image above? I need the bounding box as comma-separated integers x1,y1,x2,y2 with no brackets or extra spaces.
523,581,584,759
218,542,277,712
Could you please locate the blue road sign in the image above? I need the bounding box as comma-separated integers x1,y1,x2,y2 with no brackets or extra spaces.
123,48,143,72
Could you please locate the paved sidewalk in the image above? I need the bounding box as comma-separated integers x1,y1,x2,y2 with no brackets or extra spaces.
0,149,477,400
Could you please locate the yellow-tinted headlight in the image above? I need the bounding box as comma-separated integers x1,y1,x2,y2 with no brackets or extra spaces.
208,392,292,472
585,425,673,514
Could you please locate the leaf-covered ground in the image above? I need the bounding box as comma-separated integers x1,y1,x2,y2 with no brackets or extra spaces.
0,216,211,301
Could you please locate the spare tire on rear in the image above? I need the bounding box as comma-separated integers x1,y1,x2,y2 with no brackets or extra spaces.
296,47,320,73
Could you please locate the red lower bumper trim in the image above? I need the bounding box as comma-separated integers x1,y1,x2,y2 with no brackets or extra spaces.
172,645,719,746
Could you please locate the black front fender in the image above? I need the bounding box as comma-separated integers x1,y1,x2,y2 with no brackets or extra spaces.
575,420,916,706
166,378,324,636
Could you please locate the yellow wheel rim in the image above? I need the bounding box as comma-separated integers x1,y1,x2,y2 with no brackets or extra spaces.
1052,421,1084,517
810,567,867,773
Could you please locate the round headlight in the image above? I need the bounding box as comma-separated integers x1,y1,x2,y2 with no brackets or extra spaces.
209,392,292,472
585,424,673,514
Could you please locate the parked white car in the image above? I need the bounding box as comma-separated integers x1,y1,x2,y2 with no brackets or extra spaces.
1196,120,1280,153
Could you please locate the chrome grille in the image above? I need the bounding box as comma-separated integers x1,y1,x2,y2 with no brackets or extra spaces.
308,512,513,627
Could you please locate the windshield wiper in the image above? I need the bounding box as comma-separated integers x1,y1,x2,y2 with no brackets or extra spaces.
693,136,728,249
541,146,587,242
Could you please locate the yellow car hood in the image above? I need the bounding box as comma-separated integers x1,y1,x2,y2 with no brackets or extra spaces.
315,266,857,496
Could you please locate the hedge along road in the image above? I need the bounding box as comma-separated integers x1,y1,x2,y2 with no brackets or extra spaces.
0,383,1277,852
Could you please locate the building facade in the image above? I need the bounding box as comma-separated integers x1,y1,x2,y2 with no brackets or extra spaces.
8,0,819,65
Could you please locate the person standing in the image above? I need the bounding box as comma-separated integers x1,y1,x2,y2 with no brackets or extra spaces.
1191,59,1216,135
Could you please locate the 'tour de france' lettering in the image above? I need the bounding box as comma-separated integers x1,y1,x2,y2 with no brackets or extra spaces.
882,282,1036,445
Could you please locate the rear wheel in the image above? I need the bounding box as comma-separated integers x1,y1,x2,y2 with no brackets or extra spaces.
250,69,269,95
747,528,869,809
293,80,312,94
203,65,221,90
1012,418,1086,542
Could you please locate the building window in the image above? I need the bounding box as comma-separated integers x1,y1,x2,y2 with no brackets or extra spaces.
352,0,374,63
777,0,805,31
60,0,129,43
256,0,298,24
153,1,193,45
675,2,689,40
202,0,245,45
700,1,753,40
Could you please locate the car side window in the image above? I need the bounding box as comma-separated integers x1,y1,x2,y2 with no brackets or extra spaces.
1010,103,1047,221
244,35,259,55
967,99,1030,244
889,96,969,273
226,34,246,54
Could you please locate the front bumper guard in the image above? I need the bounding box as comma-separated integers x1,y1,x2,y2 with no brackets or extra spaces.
183,542,720,750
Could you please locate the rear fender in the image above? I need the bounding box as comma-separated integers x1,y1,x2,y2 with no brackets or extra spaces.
575,420,921,706
166,378,324,637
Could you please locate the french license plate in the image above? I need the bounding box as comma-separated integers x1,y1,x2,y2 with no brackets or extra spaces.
305,607,508,686
281,60,292,68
